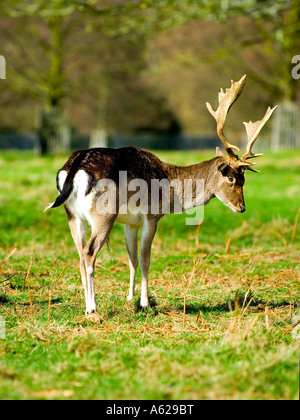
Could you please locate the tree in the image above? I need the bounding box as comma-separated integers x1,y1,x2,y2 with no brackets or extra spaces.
0,1,150,153
134,0,299,148
0,0,296,153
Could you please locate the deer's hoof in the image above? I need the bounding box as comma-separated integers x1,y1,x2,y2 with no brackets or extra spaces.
140,302,151,311
86,311,102,323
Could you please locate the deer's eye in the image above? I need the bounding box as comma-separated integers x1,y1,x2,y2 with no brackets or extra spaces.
228,176,234,183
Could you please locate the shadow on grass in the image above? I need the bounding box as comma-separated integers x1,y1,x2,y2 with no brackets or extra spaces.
183,298,294,315
160,290,294,316
134,295,158,313
0,294,10,304
10,297,64,307
104,294,159,320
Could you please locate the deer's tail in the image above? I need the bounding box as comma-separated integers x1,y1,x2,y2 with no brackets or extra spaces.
44,150,88,212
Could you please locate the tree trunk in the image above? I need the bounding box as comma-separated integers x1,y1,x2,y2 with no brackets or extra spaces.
36,107,71,155
89,82,109,149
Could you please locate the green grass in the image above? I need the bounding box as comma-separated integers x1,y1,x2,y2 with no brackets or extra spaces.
0,149,299,400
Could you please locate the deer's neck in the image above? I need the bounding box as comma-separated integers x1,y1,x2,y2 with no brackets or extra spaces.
163,158,218,211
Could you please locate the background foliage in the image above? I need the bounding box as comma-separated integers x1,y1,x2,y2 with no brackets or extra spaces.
0,0,299,139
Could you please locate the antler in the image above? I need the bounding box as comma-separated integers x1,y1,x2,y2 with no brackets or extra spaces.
240,106,278,164
206,74,247,159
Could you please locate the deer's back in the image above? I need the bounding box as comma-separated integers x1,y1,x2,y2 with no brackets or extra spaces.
59,147,168,185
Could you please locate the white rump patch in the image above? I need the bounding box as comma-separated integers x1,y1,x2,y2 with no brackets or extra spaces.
58,170,68,192
66,170,95,226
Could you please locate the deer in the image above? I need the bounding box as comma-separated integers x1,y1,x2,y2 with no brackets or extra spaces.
45,75,277,318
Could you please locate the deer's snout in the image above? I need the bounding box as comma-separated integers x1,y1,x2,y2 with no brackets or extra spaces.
239,204,246,213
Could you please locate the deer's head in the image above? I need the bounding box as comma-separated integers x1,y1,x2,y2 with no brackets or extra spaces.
206,75,277,213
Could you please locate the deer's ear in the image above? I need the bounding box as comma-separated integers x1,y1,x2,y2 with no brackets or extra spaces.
216,147,225,157
217,161,228,174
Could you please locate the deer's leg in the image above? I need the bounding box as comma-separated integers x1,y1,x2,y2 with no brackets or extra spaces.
66,212,88,305
83,215,116,314
124,225,139,301
140,218,157,309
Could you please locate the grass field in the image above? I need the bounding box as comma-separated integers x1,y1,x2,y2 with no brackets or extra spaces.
0,150,299,400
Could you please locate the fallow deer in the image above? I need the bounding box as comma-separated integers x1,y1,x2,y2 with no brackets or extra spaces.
46,75,277,317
